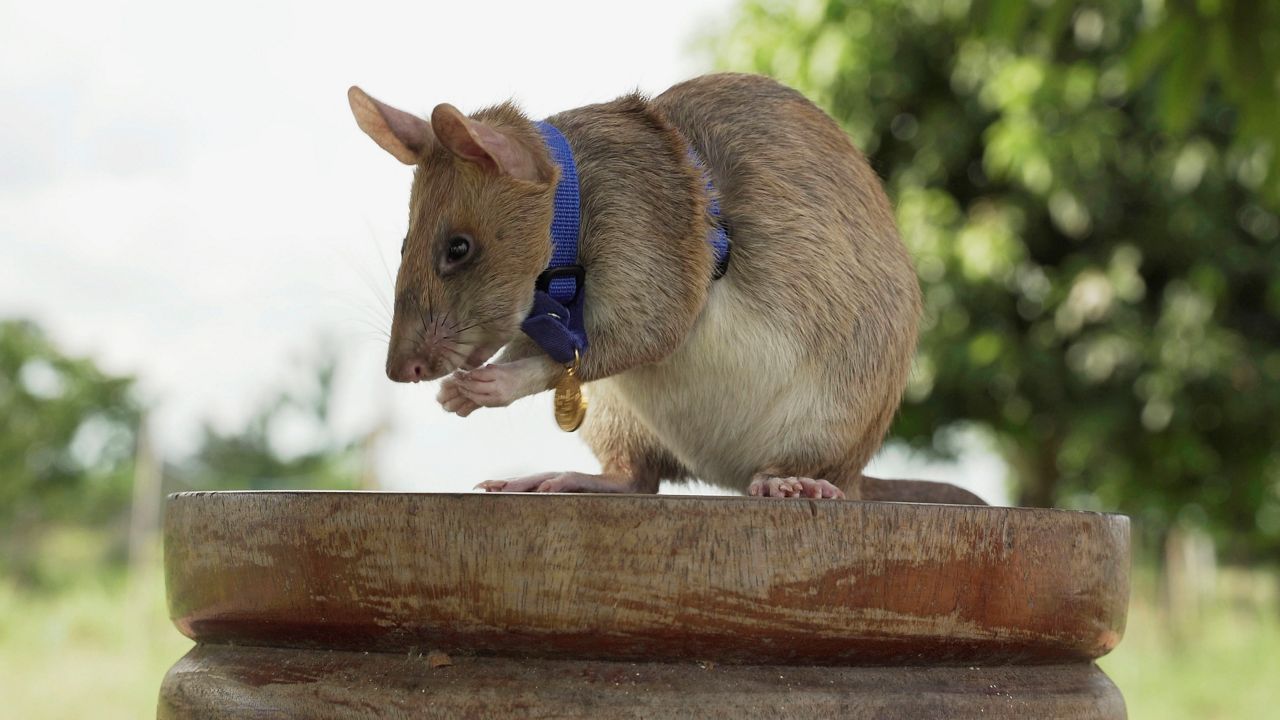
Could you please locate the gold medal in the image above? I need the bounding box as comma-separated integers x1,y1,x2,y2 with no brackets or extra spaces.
553,352,587,432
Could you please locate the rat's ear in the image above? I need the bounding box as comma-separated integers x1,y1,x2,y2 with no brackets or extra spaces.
348,86,433,165
430,103,544,182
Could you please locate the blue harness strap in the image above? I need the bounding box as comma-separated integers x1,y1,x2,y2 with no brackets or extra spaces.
521,120,730,365
691,150,732,278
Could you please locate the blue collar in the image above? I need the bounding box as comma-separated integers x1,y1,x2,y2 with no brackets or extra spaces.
521,120,730,365
520,121,587,366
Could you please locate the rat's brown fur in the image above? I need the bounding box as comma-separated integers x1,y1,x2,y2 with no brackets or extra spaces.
354,74,921,499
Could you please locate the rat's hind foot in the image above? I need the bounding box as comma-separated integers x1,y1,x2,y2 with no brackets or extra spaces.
748,474,846,499
476,472,641,494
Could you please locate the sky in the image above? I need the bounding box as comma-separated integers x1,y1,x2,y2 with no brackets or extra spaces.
0,0,1008,503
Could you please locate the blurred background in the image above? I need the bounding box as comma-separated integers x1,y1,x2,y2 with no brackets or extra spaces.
1,0,1277,717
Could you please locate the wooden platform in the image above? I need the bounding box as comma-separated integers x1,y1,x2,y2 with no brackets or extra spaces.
159,492,1130,718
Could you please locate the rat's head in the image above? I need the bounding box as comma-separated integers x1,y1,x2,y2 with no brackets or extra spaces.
348,86,556,383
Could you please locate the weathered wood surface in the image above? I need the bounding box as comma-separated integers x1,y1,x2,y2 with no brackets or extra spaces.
158,644,1126,720
165,492,1129,665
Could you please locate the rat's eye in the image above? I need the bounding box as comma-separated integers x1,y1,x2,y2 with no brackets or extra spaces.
445,234,472,264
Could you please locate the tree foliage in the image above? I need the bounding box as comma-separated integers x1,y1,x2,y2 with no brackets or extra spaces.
715,0,1280,557
1,320,361,587
169,351,362,493
0,320,140,529
0,320,140,585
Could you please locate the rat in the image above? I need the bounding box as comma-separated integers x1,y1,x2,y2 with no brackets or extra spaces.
348,73,977,503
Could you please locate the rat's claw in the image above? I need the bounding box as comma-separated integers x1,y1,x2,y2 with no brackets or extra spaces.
747,475,791,498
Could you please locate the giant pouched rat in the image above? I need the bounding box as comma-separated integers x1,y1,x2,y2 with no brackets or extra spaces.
349,73,978,503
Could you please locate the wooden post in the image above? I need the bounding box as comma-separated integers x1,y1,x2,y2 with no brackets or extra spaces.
128,416,162,578
158,492,1129,718
127,416,162,616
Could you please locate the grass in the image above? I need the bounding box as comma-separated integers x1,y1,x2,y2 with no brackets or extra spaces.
0,559,1276,718
1100,566,1280,720
0,569,192,720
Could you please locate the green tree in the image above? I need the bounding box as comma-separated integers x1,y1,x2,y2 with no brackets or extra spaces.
715,0,1280,558
0,320,141,582
1,320,363,586
170,350,362,492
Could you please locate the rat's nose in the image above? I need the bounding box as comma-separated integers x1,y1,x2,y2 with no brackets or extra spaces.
388,357,429,383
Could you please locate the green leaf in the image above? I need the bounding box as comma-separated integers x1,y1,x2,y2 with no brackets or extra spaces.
1126,16,1181,88
984,0,1032,45
1158,25,1209,136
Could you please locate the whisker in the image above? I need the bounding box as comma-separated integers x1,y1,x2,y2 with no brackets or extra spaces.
350,304,392,331
364,218,397,288
339,314,393,335
350,257,393,321
450,324,482,336
416,303,435,347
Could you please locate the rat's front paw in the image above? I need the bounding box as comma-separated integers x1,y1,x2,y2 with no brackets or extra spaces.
454,357,556,410
437,374,481,417
437,365,523,417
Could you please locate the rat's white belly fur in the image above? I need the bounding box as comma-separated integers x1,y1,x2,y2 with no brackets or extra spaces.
599,279,845,491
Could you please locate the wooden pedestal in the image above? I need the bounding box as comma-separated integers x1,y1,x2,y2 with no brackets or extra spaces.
158,492,1130,718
